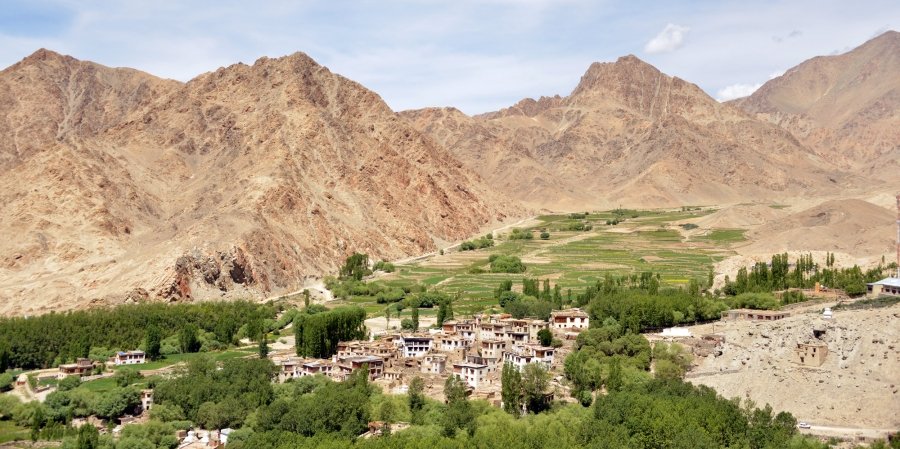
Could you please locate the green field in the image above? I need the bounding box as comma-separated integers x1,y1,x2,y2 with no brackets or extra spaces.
331,209,748,317
0,421,29,444
110,348,255,372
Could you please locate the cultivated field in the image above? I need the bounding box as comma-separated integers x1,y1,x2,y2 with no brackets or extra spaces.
332,209,746,317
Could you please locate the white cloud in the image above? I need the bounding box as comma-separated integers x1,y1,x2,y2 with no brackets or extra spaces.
644,23,690,54
715,83,762,102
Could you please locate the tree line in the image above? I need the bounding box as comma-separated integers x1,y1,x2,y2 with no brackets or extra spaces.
722,252,894,297
0,301,273,370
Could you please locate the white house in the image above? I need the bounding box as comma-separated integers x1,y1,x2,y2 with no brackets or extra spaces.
550,308,589,330
113,350,146,366
452,362,488,388
502,345,554,371
398,335,433,358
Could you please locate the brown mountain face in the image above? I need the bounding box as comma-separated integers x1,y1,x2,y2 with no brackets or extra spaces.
0,50,524,315
403,55,844,209
733,31,900,177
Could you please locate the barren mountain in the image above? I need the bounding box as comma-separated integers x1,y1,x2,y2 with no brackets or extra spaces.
403,55,845,209
0,50,524,315
733,31,900,177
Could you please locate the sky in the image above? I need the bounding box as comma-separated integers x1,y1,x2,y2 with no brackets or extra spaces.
0,0,896,114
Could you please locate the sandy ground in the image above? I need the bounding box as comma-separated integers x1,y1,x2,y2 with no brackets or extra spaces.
683,303,900,431
365,316,437,335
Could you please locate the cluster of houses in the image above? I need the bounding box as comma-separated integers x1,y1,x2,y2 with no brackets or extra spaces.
56,350,147,379
272,308,589,394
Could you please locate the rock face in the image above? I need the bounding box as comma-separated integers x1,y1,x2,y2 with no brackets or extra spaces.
0,50,524,315
733,31,900,178
403,55,848,209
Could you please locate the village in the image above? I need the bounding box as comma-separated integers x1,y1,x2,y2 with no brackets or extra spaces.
269,307,590,404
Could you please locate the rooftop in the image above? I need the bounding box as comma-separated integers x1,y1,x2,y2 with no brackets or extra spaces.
453,362,488,369
868,277,900,288
552,308,588,317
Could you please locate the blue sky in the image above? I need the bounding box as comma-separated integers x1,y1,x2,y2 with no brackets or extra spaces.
0,0,896,114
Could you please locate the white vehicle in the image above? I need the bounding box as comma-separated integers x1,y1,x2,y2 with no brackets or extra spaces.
798,422,811,429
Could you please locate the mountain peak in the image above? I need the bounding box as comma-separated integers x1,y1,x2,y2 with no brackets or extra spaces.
11,48,73,70
571,55,665,99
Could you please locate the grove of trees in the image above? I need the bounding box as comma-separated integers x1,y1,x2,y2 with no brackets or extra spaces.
294,307,367,358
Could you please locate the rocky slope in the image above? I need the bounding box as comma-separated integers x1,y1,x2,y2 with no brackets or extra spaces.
403,55,847,209
687,304,900,428
733,31,900,178
0,50,524,315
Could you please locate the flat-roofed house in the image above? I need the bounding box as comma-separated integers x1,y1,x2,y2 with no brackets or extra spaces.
550,308,589,330
398,335,433,358
276,357,301,382
480,339,507,359
438,333,470,352
58,358,95,379
300,360,334,377
421,354,447,374
337,356,384,380
113,350,146,366
452,362,488,388
140,389,154,411
502,345,554,371
721,309,790,321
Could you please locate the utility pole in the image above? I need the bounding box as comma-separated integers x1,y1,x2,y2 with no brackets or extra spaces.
896,194,900,278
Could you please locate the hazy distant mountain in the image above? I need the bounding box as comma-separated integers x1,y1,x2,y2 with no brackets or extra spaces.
0,49,524,314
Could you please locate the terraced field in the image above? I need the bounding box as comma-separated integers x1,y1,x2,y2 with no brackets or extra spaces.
334,209,746,317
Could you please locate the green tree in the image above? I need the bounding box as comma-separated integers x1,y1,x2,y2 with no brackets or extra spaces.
144,324,162,360
30,405,44,441
537,328,553,347
540,231,550,240
340,253,370,281
57,375,81,392
75,422,99,449
521,363,550,413
258,332,269,359
410,307,419,331
607,358,623,392
408,377,426,425
442,375,474,437
178,324,200,354
0,343,10,372
501,362,523,415
114,368,143,388
436,298,454,326
294,307,366,358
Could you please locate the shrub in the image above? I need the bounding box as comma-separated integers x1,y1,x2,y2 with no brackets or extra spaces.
373,261,396,273
508,228,533,240
400,319,415,331
458,236,494,251
490,256,526,274
539,231,550,240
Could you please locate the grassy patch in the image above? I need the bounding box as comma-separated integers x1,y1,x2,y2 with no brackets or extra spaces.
0,420,29,444
833,296,900,310
769,204,791,209
694,229,746,243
